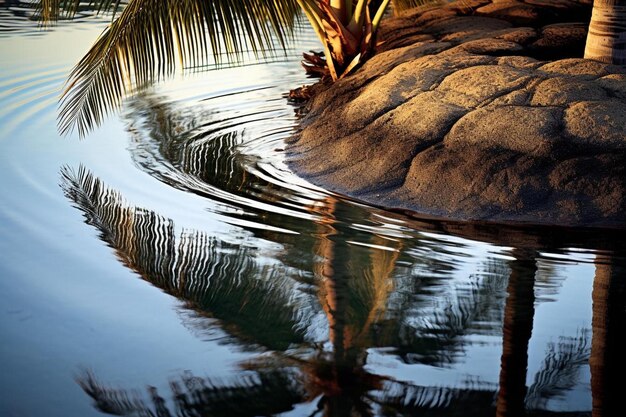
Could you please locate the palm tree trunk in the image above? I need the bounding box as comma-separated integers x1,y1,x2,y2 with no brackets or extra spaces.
584,0,626,64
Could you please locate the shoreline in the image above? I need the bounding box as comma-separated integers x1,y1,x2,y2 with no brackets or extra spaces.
287,0,626,228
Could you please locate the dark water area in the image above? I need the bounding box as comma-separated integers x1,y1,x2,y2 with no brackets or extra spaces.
1,4,625,417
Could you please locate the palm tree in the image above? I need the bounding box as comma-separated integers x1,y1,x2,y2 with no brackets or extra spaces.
584,0,626,64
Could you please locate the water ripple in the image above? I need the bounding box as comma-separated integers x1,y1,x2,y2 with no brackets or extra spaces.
0,65,66,136
0,2,110,37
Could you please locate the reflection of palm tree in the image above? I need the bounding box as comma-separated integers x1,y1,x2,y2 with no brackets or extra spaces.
312,196,399,355
60,168,496,416
496,249,537,417
62,167,617,417
59,167,396,416
300,195,400,416
590,254,626,417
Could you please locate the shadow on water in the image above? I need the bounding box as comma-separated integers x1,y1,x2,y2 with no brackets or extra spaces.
61,158,626,416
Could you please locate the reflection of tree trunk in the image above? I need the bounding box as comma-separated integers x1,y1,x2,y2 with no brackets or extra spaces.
314,197,351,363
590,255,626,417
310,196,400,415
355,235,398,344
496,249,537,417
313,197,400,362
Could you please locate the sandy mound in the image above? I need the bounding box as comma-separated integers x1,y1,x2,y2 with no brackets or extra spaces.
288,0,626,227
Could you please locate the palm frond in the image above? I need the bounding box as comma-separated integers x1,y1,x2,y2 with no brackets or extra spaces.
57,0,301,137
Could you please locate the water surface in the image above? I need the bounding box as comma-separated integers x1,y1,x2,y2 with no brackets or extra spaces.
1,5,625,417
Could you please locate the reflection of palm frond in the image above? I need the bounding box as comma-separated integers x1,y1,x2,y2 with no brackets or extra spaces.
373,379,496,416
377,259,509,366
526,329,591,410
60,164,311,351
77,370,150,416
36,0,126,23
430,272,507,338
77,369,305,417
126,95,247,192
185,244,311,350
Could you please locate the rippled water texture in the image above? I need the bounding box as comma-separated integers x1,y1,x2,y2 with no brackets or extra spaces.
1,4,626,417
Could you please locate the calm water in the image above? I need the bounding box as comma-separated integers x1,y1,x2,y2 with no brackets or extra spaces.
1,5,625,417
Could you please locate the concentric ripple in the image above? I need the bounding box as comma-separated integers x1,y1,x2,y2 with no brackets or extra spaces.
118,25,326,231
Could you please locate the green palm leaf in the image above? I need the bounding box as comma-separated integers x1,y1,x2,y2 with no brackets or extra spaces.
57,0,301,137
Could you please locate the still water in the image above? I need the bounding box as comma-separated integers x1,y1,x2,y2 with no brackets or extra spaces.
1,5,625,417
